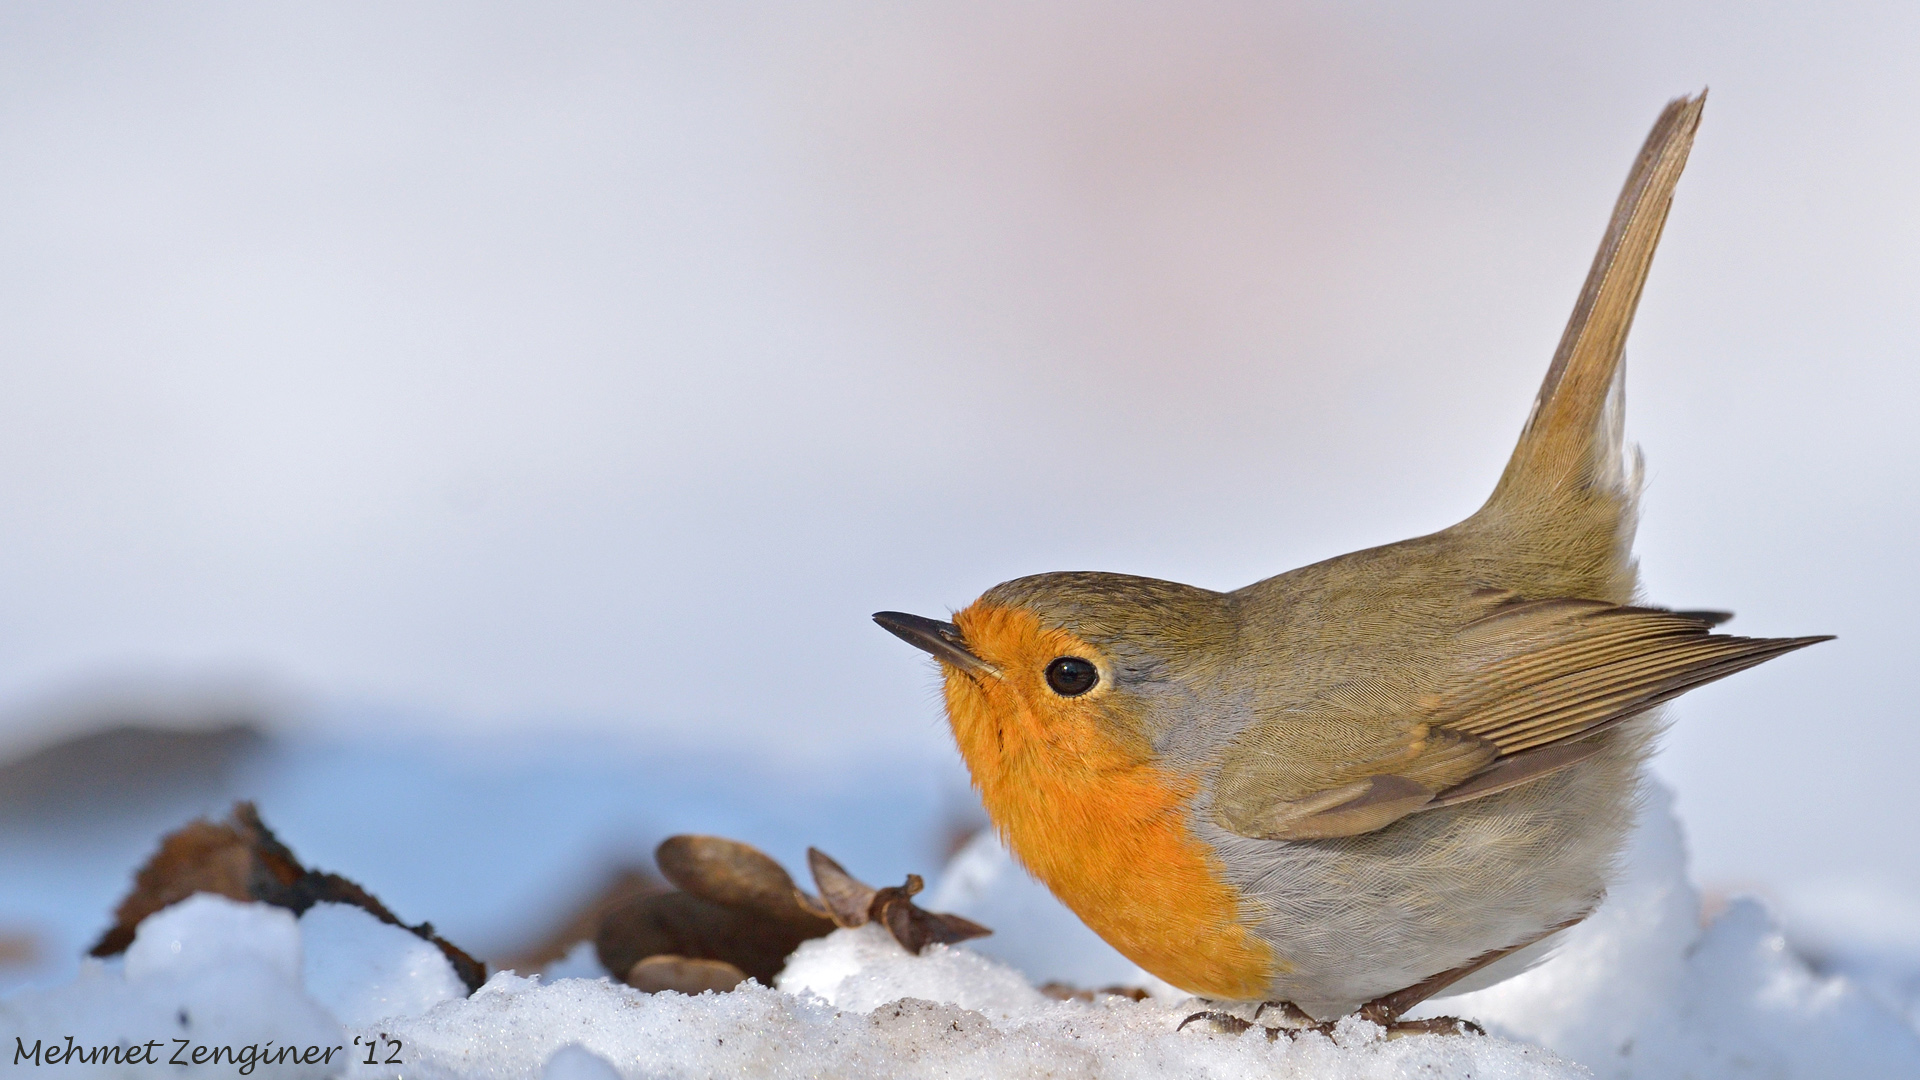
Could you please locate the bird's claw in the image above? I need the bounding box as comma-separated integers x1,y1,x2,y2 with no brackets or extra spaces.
1177,1010,1258,1036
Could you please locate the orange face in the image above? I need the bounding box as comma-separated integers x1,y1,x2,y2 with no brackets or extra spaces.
943,601,1280,999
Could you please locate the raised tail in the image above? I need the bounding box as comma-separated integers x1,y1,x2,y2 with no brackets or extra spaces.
1472,93,1705,600
1486,92,1704,515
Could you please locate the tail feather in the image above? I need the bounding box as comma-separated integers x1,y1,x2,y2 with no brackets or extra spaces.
1487,92,1705,514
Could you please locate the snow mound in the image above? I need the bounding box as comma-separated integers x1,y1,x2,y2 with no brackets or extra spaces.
1772,879,1920,1030
299,902,467,1028
2,895,340,1079
778,922,1048,1017
540,1043,623,1080
1422,785,1920,1078
3,784,1918,1078
537,940,609,983
362,970,1582,1080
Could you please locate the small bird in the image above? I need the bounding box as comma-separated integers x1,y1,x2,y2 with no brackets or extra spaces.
875,93,1829,1033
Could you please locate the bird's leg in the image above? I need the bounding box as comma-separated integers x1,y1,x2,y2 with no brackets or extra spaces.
1356,1001,1485,1038
1253,1001,1320,1030
1180,911,1591,1040
1349,966,1495,1038
1353,911,1593,1038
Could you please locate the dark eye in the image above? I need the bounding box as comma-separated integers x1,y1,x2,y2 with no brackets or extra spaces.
1044,657,1099,696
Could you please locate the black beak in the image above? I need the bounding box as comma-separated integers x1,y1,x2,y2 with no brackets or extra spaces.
872,611,1000,678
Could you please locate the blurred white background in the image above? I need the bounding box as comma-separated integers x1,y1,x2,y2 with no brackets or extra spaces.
0,1,1914,930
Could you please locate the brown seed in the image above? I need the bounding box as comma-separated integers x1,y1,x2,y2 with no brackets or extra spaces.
806,848,878,928
657,836,809,916
625,955,749,995
807,850,992,954
872,880,992,953
595,890,823,987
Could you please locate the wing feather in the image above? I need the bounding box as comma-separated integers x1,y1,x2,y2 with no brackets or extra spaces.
1442,601,1828,755
1211,598,1829,841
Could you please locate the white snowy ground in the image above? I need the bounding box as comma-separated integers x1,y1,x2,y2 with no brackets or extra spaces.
4,786,1918,1079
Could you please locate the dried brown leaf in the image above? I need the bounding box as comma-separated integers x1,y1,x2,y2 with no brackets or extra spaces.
90,820,255,956
91,802,487,993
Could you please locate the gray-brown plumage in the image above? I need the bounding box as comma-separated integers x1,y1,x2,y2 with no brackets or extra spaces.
876,92,1829,1025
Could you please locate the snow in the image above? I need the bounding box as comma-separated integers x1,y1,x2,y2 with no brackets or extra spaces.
536,942,609,984
4,785,1919,1078
298,903,467,1029
539,1044,623,1080
124,894,304,986
1771,880,1920,1030
3,896,340,1079
778,922,1050,1017
339,969,1584,1080
1419,786,1920,1077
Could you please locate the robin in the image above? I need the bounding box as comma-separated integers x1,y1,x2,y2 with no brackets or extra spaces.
874,92,1828,1034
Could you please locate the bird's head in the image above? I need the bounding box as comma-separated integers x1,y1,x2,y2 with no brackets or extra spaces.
875,572,1237,769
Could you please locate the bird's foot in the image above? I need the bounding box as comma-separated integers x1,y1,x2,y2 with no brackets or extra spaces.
1355,1000,1484,1038
1177,1001,1325,1040
1179,1001,1483,1040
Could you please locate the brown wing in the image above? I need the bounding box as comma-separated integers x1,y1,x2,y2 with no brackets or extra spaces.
1210,694,1502,842
1424,600,1828,808
1211,600,1829,841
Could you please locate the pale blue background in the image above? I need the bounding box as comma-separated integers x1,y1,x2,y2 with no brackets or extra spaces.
0,1,1913,986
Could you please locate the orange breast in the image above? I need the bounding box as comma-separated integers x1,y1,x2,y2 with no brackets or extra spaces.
945,604,1278,1000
